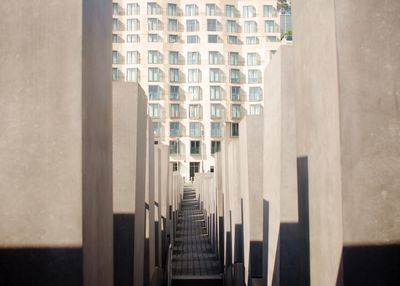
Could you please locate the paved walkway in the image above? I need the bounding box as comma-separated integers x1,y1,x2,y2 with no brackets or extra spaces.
172,188,220,276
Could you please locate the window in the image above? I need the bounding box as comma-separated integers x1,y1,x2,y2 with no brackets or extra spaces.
153,122,161,137
170,104,180,118
148,33,161,42
244,21,257,33
231,123,239,137
189,104,202,119
265,20,276,33
263,5,274,17
127,34,140,43
225,5,235,17
170,86,179,100
209,51,222,65
211,141,221,154
170,140,179,154
112,3,119,15
246,36,258,45
127,3,140,15
185,4,198,16
168,19,178,32
211,104,222,119
231,86,240,101
127,19,140,31
168,3,177,16
147,2,161,15
113,18,119,30
189,86,202,100
112,34,118,43
230,69,240,83
149,103,160,118
208,35,218,43
206,4,216,16
188,69,201,83
228,35,238,44
187,52,200,65
169,68,179,82
207,19,217,31
210,86,222,100
267,36,278,42
190,141,201,155
149,85,161,100
127,51,139,64
227,20,237,33
148,67,161,82
248,69,261,84
231,104,241,119
229,52,239,66
148,18,162,31
243,6,255,18
189,122,201,137
169,34,178,43
210,68,222,82
126,68,140,82
112,51,119,64
250,104,263,115
148,50,161,64
211,123,221,137
187,35,200,43
247,53,258,66
249,87,262,101
170,122,180,137
186,20,199,32
169,51,179,65
112,68,118,81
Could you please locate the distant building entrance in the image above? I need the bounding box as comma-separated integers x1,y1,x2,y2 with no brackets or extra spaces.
190,162,200,181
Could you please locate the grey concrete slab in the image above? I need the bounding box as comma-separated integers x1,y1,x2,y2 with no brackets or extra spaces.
263,46,299,286
0,1,112,285
112,82,147,286
239,115,264,285
293,0,400,284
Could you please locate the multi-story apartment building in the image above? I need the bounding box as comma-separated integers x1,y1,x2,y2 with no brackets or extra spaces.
112,0,281,180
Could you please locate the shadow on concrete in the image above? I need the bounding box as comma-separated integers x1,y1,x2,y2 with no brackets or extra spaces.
297,156,310,286
340,244,400,285
247,241,263,286
114,214,135,286
0,247,82,286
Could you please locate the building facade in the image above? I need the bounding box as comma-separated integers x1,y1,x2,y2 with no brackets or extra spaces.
112,0,281,180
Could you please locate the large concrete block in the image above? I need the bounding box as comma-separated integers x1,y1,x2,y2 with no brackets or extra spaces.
0,1,112,285
226,140,243,264
293,1,400,285
239,115,264,285
112,82,147,286
145,117,155,285
263,46,298,286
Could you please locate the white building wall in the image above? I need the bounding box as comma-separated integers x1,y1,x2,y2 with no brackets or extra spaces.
112,0,281,179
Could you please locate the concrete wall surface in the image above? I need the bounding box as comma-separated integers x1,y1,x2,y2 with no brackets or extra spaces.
239,115,264,285
0,1,113,285
112,82,147,286
293,0,400,285
263,46,299,286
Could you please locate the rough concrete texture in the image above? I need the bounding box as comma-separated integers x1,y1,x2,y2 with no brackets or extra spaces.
293,0,400,285
263,46,298,286
0,1,113,285
334,0,400,246
239,115,264,285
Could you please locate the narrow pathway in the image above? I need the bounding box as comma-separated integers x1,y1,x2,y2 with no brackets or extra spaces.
172,188,220,277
